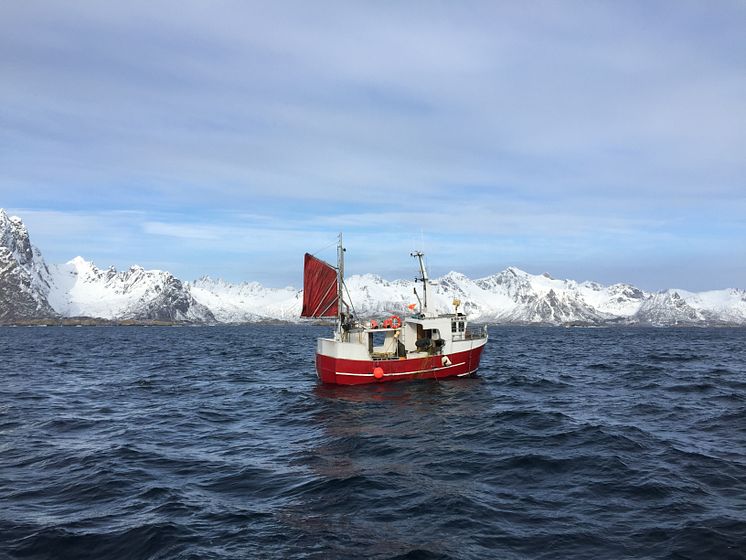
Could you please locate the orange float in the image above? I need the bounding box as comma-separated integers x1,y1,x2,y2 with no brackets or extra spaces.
389,315,402,329
373,367,384,379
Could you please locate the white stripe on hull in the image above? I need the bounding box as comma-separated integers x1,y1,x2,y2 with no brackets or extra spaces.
336,361,469,378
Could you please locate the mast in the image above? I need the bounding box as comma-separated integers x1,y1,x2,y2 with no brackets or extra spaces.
337,232,344,334
411,251,429,315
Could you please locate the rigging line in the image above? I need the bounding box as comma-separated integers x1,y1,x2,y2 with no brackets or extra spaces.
311,282,338,316
316,297,337,317
309,240,339,261
343,281,357,317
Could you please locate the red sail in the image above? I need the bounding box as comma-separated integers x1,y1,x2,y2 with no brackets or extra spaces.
301,253,338,318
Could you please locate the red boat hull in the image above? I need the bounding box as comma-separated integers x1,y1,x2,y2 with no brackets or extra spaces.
316,344,486,385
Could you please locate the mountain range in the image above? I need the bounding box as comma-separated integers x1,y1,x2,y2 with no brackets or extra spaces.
1,208,745,326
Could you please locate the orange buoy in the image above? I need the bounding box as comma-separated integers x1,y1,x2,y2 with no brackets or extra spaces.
370,319,378,328
373,367,384,379
389,315,402,329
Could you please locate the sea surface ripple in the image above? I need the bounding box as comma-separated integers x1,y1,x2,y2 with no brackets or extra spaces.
1,326,745,559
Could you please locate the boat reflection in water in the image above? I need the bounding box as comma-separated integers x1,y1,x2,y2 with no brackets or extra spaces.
275,375,490,558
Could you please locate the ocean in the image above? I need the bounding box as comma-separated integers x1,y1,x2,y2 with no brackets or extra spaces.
1,325,745,559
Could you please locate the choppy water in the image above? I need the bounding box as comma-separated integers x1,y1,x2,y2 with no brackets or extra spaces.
1,325,745,559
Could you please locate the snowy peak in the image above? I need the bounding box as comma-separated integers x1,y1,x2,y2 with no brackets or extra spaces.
188,276,299,322
48,257,213,322
476,267,534,297
635,290,703,325
0,208,56,321
65,256,103,279
0,209,34,266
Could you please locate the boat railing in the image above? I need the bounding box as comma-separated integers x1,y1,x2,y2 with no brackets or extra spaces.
463,325,488,340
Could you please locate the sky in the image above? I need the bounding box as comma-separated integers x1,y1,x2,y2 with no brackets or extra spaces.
1,1,744,291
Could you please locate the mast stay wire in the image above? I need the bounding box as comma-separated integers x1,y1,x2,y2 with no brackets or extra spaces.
343,281,357,319
310,239,339,264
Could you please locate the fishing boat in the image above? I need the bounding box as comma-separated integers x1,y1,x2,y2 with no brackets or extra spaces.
302,235,488,385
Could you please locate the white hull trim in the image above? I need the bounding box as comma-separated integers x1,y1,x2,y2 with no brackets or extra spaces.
336,361,468,378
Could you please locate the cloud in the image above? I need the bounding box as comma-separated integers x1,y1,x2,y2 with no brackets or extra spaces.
143,222,222,241
1,1,745,289
2,2,743,197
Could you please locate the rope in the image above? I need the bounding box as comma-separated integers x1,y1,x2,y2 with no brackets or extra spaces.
309,240,339,261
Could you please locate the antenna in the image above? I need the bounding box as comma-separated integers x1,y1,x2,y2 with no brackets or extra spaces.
410,250,429,314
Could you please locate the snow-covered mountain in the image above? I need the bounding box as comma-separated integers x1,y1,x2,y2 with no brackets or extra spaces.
0,209,212,322
187,266,746,325
0,209,56,321
47,257,214,322
1,208,745,325
310,267,745,326
188,277,300,322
